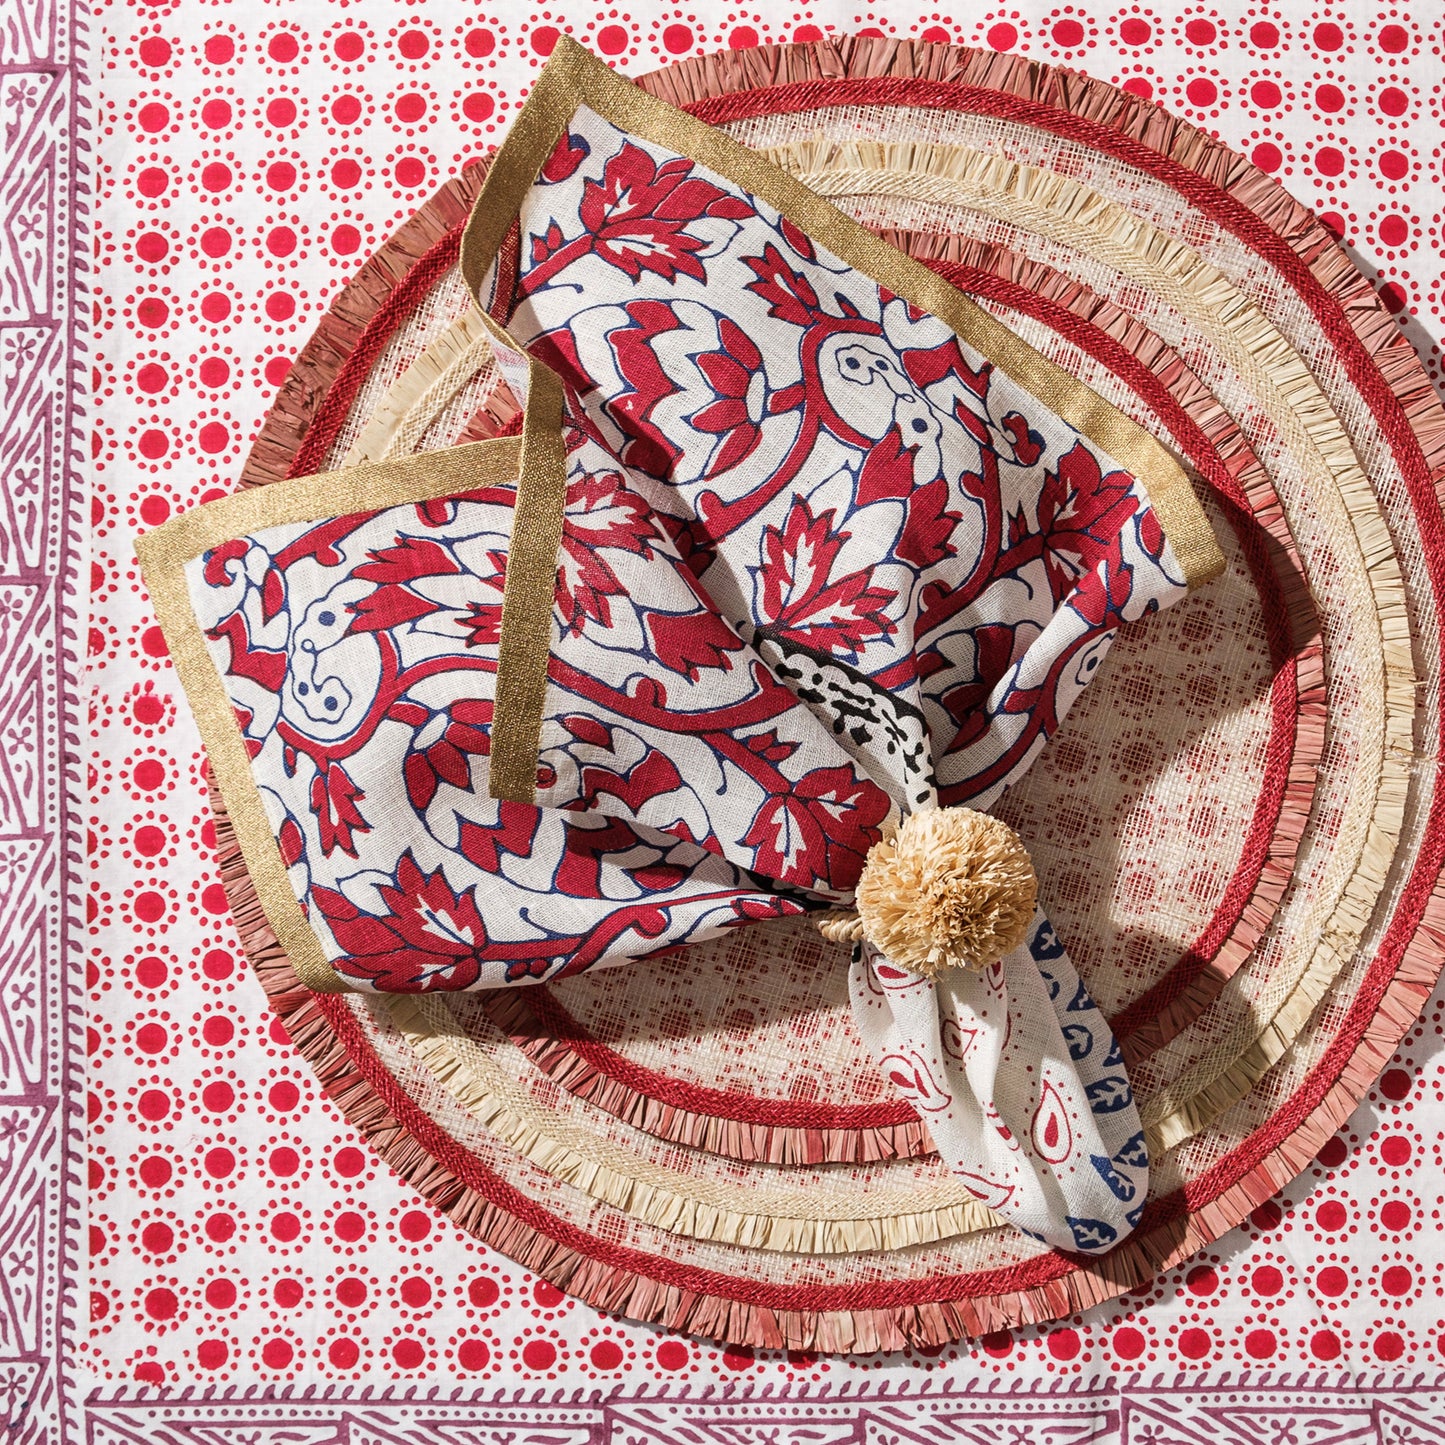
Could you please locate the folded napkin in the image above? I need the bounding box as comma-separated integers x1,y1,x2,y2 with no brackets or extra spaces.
138,39,1222,1256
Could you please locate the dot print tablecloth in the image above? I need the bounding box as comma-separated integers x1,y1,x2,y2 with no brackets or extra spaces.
52,0,1445,1434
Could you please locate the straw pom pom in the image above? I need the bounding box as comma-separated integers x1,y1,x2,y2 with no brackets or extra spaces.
853,807,1037,977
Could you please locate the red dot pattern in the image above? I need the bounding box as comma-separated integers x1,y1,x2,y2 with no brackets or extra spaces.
90,0,1445,1387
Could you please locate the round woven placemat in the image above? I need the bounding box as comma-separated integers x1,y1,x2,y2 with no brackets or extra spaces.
212,37,1445,1350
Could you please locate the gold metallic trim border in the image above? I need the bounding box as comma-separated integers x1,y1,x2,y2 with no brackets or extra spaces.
134,437,525,994
458,40,1225,799
488,365,566,803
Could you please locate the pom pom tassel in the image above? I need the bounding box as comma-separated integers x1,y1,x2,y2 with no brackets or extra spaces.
817,807,1037,977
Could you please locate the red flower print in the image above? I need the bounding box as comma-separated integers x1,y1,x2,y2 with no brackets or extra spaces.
606,298,686,479
1034,443,1140,603
530,141,751,286
855,426,918,507
755,497,897,660
401,699,492,812
896,476,963,570
346,536,461,633
310,759,368,858
689,318,769,475
314,856,500,991
742,763,890,890
743,243,823,327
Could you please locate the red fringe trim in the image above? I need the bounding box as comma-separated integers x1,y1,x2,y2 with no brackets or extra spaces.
485,988,930,1165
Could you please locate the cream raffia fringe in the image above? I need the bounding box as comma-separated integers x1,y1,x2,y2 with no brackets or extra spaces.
342,308,499,467
766,139,1417,1149
386,993,1004,1254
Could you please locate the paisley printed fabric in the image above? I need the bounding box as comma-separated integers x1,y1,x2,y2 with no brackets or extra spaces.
850,914,1148,1254
142,43,1222,1256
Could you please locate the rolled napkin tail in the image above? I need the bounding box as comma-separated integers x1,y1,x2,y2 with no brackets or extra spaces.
849,907,1148,1255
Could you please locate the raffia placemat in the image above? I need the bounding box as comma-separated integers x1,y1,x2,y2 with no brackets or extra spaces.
207,37,1445,1349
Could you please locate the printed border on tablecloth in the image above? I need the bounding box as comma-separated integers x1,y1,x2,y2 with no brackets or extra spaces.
2,0,88,1438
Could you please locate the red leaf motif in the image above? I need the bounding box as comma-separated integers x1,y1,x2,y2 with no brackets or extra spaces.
310,760,368,858
278,817,305,867
757,498,897,659
557,470,660,634
456,802,541,875
459,600,503,648
575,142,751,283
261,567,286,622
403,703,492,811
899,335,990,397
563,714,612,749
1071,556,1135,628
1138,507,1164,560
793,763,892,889
690,318,769,476
646,609,745,682
314,856,500,991
1036,442,1140,602
531,219,565,264
577,747,685,818
999,411,1044,466
354,536,461,586
554,816,674,900
742,793,825,886
743,764,889,890
932,622,1018,733
733,895,802,922
745,729,799,764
